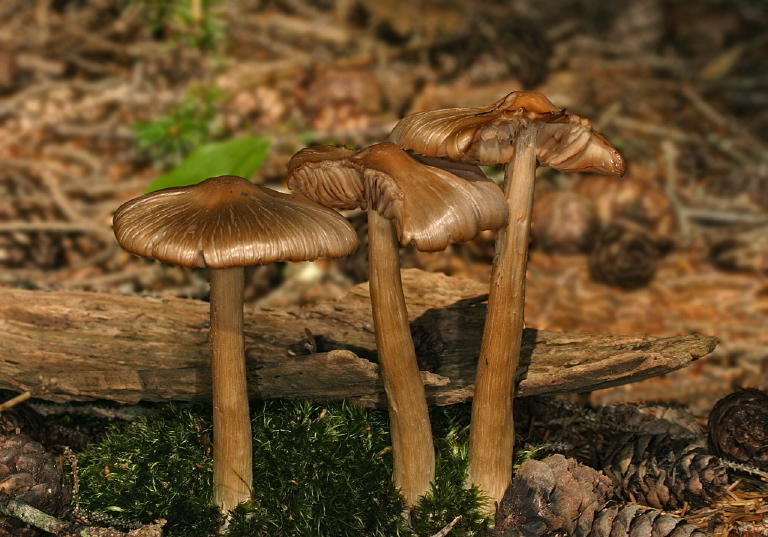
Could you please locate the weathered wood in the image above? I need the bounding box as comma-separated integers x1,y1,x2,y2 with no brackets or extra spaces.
0,269,717,405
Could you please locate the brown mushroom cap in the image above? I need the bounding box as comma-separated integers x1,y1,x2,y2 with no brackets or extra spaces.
389,91,625,176
286,145,364,210
287,142,508,252
113,175,358,268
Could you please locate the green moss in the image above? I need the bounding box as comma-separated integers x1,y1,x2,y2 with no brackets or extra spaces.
76,405,222,536
410,406,490,537
227,400,404,536
75,401,491,536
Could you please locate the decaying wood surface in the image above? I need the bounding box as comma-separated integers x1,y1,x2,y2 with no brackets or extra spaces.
0,269,717,405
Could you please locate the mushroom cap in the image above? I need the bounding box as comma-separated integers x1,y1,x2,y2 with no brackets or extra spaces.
287,142,508,251
113,175,358,269
389,90,625,176
286,145,364,209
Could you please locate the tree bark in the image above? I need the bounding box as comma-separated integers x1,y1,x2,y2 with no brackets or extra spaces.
0,269,716,405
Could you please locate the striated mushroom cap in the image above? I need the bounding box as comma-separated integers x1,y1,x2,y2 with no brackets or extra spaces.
535,116,625,175
286,145,364,209
389,90,625,176
287,142,508,251
113,175,358,269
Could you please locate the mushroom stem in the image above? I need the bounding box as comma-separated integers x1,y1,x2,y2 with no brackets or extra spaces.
367,209,435,507
468,127,538,508
209,266,253,513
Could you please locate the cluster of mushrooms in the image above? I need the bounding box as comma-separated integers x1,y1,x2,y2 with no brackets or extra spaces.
112,91,625,518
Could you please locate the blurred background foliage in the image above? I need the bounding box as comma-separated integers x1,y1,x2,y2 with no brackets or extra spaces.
0,0,767,534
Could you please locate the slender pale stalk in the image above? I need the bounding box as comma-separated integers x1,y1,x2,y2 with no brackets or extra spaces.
468,128,538,508
210,266,253,513
368,209,435,507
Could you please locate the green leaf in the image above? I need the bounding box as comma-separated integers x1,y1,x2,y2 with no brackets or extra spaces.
145,136,271,193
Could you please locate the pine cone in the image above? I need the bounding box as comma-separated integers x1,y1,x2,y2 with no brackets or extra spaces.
709,228,768,274
531,190,599,254
298,66,381,135
0,400,45,443
574,175,675,238
602,433,728,510
589,503,705,537
708,388,768,470
0,432,70,536
506,454,613,537
589,226,662,289
506,455,704,537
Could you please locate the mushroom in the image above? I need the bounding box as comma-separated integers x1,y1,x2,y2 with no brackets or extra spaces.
287,142,508,506
112,175,358,514
389,91,626,507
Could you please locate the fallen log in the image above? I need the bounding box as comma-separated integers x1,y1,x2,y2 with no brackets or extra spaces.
0,269,716,405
